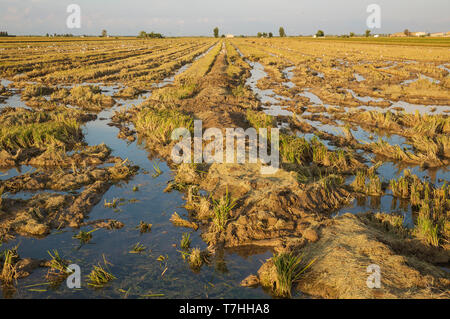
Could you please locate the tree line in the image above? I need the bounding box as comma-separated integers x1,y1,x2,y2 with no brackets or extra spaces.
138,31,164,38
214,27,287,38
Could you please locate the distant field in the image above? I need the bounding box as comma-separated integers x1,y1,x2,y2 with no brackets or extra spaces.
1,36,449,47
296,36,450,47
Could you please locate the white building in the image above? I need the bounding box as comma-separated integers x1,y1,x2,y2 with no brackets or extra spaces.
225,34,234,38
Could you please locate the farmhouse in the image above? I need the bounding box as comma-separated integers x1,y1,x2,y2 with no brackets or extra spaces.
225,34,234,38
390,32,407,37
410,31,427,37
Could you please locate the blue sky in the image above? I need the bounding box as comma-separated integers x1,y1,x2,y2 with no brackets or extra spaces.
0,0,449,36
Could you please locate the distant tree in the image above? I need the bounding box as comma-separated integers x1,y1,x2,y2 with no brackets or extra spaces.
101,29,107,37
213,27,219,38
138,31,164,39
268,32,273,38
221,34,225,38
316,30,324,37
257,32,262,38
404,29,410,36
349,32,355,37
262,32,267,38
279,27,286,37
365,30,371,37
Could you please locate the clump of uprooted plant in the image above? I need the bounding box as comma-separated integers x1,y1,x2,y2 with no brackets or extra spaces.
21,84,54,100
137,221,152,233
246,109,276,130
87,255,116,288
134,104,193,144
389,170,449,247
0,107,89,168
269,252,316,298
370,138,444,167
351,163,384,196
73,229,98,244
180,232,191,250
0,247,19,287
0,118,81,153
179,247,210,272
280,134,362,176
51,85,115,111
0,186,5,213
338,110,449,137
246,109,361,175
170,212,199,230
45,249,74,285
0,106,95,127
340,110,449,166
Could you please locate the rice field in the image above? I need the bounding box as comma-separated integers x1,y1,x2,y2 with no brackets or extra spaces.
0,36,449,299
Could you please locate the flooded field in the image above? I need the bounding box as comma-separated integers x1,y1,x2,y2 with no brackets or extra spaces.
0,37,449,299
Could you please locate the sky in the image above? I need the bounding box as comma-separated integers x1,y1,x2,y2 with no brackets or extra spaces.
0,0,449,36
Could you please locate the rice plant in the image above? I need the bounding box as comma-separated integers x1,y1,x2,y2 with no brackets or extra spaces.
46,249,72,283
156,255,169,277
0,120,81,152
188,248,203,269
246,110,275,130
170,212,199,230
73,229,97,244
188,248,210,270
0,186,6,212
0,248,18,286
129,242,146,254
152,161,163,178
134,107,193,143
272,252,316,298
415,211,440,247
104,197,122,208
137,221,152,233
279,134,312,165
212,189,237,232
87,255,116,287
180,233,191,250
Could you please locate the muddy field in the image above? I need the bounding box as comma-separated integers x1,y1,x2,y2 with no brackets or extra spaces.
0,37,449,299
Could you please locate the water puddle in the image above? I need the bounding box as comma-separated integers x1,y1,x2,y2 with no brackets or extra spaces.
438,64,450,73
400,74,440,85
298,90,323,105
354,73,365,82
244,61,292,119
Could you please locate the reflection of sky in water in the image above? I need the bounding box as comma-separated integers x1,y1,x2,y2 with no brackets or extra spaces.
298,90,323,105
354,73,365,82
334,194,414,229
245,61,293,117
